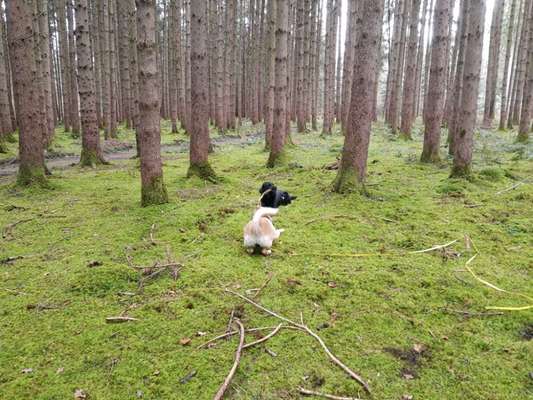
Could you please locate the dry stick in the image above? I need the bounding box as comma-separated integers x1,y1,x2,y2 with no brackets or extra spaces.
197,325,301,349
242,324,283,349
149,223,156,245
224,290,371,394
495,181,524,195
213,319,245,400
226,308,236,336
409,239,458,254
252,271,274,299
298,387,361,400
105,316,139,323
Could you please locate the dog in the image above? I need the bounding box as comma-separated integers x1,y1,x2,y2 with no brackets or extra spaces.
243,207,284,256
259,182,297,208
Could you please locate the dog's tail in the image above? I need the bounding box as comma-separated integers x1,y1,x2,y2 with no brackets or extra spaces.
253,207,278,224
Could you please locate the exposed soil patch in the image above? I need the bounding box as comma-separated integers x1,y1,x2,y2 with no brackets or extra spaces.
520,324,533,340
384,344,431,379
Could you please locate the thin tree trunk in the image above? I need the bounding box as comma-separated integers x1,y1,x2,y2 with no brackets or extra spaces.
118,0,132,129
421,0,451,162
188,0,217,179
267,0,289,167
6,0,47,186
510,1,530,125
57,0,72,131
400,0,422,139
451,0,485,178
499,0,518,130
312,0,321,130
265,0,276,148
333,0,384,192
322,0,338,135
341,0,357,130
37,0,55,143
518,0,533,141
0,8,13,141
506,0,524,128
67,0,81,135
414,0,429,117
135,0,168,206
75,0,105,166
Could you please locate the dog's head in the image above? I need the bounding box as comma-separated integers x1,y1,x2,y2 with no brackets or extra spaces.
259,182,297,208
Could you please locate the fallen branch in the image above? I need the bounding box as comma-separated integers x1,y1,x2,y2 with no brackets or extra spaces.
409,239,458,254
298,387,361,400
496,182,524,195
197,325,296,349
224,289,370,394
105,316,139,323
242,324,283,349
213,319,245,400
252,271,274,299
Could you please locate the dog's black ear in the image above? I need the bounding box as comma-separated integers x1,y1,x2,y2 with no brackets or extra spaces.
260,182,276,194
290,195,297,201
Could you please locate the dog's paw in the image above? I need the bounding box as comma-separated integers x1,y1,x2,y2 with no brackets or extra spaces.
261,248,272,256
246,247,255,255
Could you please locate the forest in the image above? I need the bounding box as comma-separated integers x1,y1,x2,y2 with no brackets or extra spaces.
0,0,531,399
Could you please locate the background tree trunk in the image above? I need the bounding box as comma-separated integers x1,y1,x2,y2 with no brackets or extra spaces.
76,0,106,166
188,0,217,180
6,0,47,186
0,9,13,142
333,0,384,193
518,0,533,141
499,0,518,130
421,0,451,163
136,0,168,205
451,0,485,178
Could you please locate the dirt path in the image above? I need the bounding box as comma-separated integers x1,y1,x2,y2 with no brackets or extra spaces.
0,133,264,178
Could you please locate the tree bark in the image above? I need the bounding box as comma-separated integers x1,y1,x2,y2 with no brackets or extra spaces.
37,0,55,143
267,0,289,167
518,0,533,141
6,0,47,186
57,0,72,132
188,0,217,180
400,0,422,139
118,0,132,128
322,0,338,135
136,0,168,205
75,0,106,166
510,0,530,126
341,0,357,130
421,0,451,163
265,0,276,148
67,0,81,135
0,9,13,141
481,0,504,127
333,0,384,193
499,0,518,130
451,0,485,178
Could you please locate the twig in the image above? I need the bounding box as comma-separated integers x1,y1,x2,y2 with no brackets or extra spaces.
197,326,294,349
464,203,483,208
298,387,361,400
0,255,25,264
442,308,504,318
224,289,371,394
242,324,283,349
2,288,27,295
226,308,235,336
409,239,458,254
105,316,139,323
252,271,274,299
304,215,357,226
496,181,524,195
2,218,34,239
149,224,156,245
213,319,245,400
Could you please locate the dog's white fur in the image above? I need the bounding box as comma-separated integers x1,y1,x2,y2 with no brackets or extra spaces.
243,207,284,255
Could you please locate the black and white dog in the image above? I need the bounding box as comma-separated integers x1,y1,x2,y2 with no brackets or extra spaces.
243,182,297,256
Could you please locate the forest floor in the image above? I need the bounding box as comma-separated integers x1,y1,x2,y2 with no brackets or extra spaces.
0,121,532,400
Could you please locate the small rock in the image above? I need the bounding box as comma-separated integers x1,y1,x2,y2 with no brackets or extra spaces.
74,389,87,399
327,281,337,288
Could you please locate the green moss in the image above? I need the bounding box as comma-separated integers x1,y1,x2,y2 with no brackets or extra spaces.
141,175,169,206
478,167,504,181
450,164,473,179
187,161,218,183
79,149,108,168
420,149,441,163
516,131,529,143
331,165,365,194
266,148,288,168
16,164,48,187
0,120,531,400
0,139,7,154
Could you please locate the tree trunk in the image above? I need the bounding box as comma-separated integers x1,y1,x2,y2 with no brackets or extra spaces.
400,0,422,139
510,1,530,126
37,0,55,143
267,0,289,167
75,0,106,166
100,0,112,138
6,0,47,186
414,0,429,117
322,0,338,135
451,0,485,178
518,0,533,141
66,0,81,136
108,0,118,137
265,0,276,148
188,0,217,180
215,0,226,131
0,9,13,141
128,0,140,155
421,0,451,163
135,0,168,205
333,0,383,193
481,0,504,127
499,0,518,130
57,0,72,132
506,0,524,128
312,0,321,130
118,0,132,129
341,0,357,130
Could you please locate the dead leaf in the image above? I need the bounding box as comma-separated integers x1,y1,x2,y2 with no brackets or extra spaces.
287,278,301,287
196,331,207,337
56,367,64,374
413,343,425,354
74,389,87,399
402,373,414,380
442,336,449,341
87,260,103,268
153,370,160,376
179,369,197,384
327,281,337,288
401,395,413,400
21,368,33,374
179,337,191,346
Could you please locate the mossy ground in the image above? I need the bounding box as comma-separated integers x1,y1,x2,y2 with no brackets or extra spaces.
0,121,532,399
